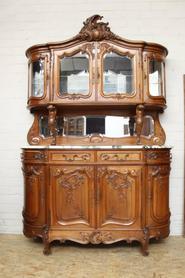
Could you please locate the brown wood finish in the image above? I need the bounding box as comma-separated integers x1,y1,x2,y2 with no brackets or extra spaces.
22,148,171,255
25,15,168,146
27,110,166,146
22,15,171,256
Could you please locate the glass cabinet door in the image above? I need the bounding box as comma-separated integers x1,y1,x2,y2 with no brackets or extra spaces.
96,43,140,103
149,59,165,97
29,59,44,98
59,53,89,96
103,52,134,95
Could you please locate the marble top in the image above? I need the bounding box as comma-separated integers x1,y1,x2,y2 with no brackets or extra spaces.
21,145,171,150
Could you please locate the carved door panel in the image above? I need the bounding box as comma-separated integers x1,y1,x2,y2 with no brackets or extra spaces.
147,165,170,226
96,42,141,104
50,166,95,229
97,166,142,229
22,164,45,226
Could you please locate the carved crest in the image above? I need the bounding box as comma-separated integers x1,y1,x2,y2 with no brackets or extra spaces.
78,14,115,41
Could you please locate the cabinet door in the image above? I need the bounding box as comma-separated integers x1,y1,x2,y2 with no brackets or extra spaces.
97,165,142,229
96,42,141,104
22,164,45,226
147,165,170,226
53,43,95,104
50,166,95,229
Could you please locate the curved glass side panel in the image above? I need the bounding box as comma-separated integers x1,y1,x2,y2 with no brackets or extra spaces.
29,60,44,97
59,53,89,95
103,52,134,95
149,60,164,96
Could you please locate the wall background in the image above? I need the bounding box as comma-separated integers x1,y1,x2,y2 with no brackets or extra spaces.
0,0,184,235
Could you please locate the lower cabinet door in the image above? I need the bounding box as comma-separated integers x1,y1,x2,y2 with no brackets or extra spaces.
147,165,170,226
22,164,45,226
50,165,95,229
97,165,142,229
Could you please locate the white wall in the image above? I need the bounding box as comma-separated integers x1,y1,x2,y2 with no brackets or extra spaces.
0,0,184,235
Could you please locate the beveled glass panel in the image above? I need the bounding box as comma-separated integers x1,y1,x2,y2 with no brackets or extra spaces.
59,53,89,95
103,52,134,94
149,60,164,96
30,60,44,97
39,115,154,138
39,116,63,137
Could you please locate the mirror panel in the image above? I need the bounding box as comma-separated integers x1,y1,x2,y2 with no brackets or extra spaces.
29,60,44,97
149,60,164,96
103,52,134,95
59,53,89,95
39,115,154,138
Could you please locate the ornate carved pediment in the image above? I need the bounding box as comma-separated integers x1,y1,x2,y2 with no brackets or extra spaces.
78,14,115,41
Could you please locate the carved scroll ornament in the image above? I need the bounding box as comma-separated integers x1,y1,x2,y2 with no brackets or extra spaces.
78,15,115,41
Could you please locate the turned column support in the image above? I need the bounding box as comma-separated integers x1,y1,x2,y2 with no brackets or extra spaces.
135,104,145,144
47,105,57,145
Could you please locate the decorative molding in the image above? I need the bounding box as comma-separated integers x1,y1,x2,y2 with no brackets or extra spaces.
78,15,115,41
60,153,91,162
22,165,42,177
47,105,57,145
42,225,51,255
89,133,103,143
33,152,47,160
147,152,159,160
100,153,137,161
151,165,170,177
136,104,145,144
97,167,137,200
146,151,170,160
80,231,112,244
52,167,93,204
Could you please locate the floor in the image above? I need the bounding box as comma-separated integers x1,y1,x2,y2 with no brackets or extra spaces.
0,235,185,278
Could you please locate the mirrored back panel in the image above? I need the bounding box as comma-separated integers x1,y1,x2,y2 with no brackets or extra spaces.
39,115,154,138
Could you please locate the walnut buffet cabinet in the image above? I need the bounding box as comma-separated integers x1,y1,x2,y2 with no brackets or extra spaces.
22,15,171,255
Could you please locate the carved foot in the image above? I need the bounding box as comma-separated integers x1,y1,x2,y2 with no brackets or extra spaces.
140,243,149,256
140,227,150,256
140,238,149,256
43,242,51,256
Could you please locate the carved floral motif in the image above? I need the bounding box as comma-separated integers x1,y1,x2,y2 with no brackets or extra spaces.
80,231,112,244
97,167,137,200
149,165,170,192
52,167,93,204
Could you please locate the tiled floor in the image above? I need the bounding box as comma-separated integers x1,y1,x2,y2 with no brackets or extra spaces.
0,235,185,278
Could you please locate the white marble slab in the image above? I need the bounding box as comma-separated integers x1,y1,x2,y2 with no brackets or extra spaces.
21,145,172,150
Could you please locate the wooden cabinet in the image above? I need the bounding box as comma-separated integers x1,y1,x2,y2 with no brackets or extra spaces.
22,148,171,255
22,15,171,256
50,165,95,229
96,165,142,230
22,164,46,232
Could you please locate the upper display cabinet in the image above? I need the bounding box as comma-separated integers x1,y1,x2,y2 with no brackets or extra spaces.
26,15,168,111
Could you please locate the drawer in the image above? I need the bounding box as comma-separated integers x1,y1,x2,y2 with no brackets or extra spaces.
22,150,47,161
97,151,143,163
146,150,171,163
49,151,94,163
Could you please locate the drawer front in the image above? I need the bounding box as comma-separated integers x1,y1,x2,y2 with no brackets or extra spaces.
97,151,143,163
146,150,171,163
22,150,47,162
49,151,94,163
